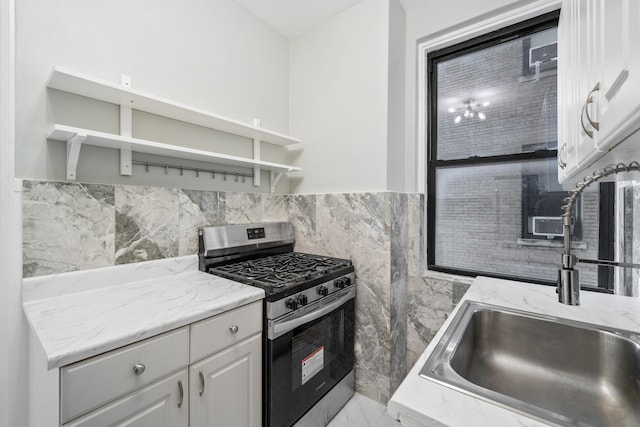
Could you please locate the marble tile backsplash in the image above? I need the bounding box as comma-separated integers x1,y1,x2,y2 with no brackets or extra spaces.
22,182,288,277
22,181,116,276
22,180,454,404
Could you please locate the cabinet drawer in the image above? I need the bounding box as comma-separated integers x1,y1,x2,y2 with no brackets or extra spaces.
60,327,189,424
63,369,188,427
190,301,262,363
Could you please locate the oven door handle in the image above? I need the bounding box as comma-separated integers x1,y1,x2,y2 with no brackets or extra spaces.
269,287,355,339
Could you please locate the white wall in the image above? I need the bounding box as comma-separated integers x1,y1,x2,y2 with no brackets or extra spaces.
386,0,407,192
289,0,391,194
1,0,28,425
16,0,291,192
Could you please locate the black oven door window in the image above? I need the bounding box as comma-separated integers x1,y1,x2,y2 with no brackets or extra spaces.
266,298,355,427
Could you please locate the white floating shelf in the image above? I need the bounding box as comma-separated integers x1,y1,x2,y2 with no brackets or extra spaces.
47,124,301,180
47,66,302,147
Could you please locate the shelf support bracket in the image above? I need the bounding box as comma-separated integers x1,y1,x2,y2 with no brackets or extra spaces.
66,133,86,180
119,75,133,176
253,137,261,187
270,171,284,193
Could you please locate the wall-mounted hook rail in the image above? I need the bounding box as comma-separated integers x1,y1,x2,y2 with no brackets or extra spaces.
132,160,254,181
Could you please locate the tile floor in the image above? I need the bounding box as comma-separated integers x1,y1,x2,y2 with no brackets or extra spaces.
327,393,397,427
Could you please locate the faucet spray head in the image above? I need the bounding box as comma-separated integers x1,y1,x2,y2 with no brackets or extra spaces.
557,267,580,305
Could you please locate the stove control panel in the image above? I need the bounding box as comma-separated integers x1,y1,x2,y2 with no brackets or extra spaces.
246,227,266,240
266,272,356,320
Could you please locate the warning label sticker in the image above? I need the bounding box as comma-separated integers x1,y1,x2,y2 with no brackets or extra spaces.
301,346,324,385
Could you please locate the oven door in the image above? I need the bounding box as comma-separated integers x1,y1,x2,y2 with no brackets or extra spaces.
266,287,355,427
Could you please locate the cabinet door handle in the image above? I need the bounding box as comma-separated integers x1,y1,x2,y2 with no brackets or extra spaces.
584,82,600,131
199,371,205,396
558,144,567,169
581,102,594,139
132,363,146,376
229,325,239,334
177,380,184,408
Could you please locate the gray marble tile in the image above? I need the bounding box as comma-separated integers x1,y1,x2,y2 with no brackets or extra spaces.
390,276,407,396
224,192,262,224
407,194,424,277
288,194,317,253
406,276,454,370
178,190,223,256
181,190,224,225
390,193,408,395
261,193,289,222
22,180,115,277
390,193,408,283
350,193,391,254
313,192,397,404
315,193,353,259
354,272,392,404
115,186,180,264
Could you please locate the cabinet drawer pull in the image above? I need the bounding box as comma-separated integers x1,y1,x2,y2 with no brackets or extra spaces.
132,363,146,376
584,82,600,131
177,380,184,408
199,371,205,396
229,325,239,334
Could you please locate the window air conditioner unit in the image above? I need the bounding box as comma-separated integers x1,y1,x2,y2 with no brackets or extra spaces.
532,216,564,238
529,42,557,69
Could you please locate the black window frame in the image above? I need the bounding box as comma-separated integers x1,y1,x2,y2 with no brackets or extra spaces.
426,10,566,286
426,9,615,291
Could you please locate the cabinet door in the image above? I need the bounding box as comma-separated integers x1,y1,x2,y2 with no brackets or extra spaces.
558,0,577,180
63,369,188,427
594,0,640,151
190,333,262,427
573,0,601,167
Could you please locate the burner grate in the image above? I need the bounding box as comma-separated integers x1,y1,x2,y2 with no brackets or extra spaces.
207,252,352,290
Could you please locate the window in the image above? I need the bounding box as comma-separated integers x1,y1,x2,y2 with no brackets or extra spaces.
426,11,606,287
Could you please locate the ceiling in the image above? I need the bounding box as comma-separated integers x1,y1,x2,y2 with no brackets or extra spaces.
233,0,433,39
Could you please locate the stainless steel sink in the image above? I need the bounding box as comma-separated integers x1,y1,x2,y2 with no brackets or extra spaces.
420,301,640,426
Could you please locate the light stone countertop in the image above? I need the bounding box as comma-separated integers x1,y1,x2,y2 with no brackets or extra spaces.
23,257,264,370
388,276,640,427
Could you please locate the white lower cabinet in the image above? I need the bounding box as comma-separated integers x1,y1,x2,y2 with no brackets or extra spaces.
50,301,263,427
63,369,188,427
189,333,262,427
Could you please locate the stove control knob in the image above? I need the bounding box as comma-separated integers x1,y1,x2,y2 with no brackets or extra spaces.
285,298,298,310
317,286,329,296
334,278,346,289
297,294,308,306
343,277,352,287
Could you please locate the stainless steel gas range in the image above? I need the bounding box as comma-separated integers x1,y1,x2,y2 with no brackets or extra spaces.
198,222,355,427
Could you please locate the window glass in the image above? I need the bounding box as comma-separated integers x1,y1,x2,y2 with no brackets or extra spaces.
433,159,598,284
436,27,558,161
427,11,606,288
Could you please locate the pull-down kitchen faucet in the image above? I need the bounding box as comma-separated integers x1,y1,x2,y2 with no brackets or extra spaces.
558,161,640,305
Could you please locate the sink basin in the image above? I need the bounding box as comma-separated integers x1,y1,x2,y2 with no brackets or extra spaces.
420,301,640,426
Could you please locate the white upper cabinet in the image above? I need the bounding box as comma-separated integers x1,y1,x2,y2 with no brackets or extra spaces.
593,0,640,150
558,0,640,184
